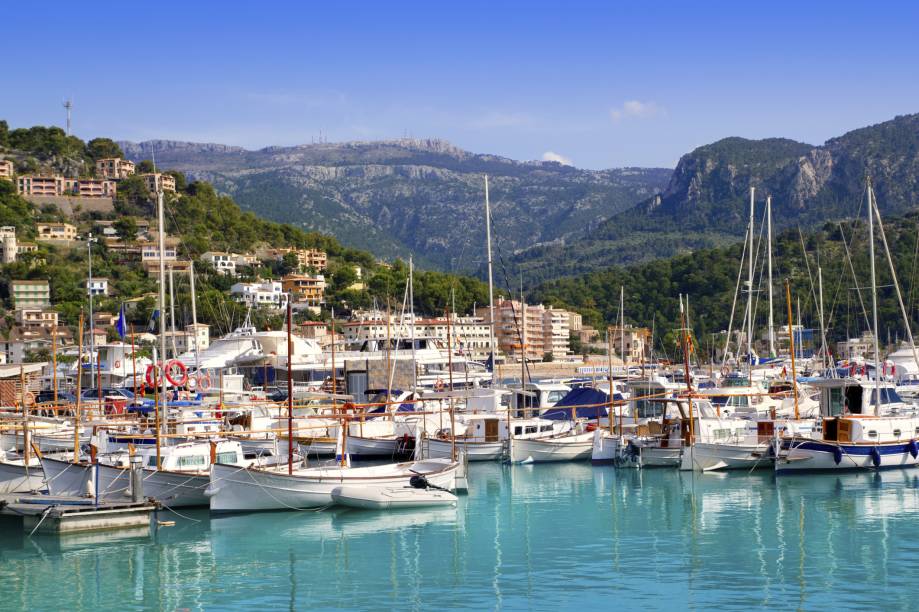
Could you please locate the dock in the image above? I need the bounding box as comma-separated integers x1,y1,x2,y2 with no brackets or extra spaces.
0,494,158,535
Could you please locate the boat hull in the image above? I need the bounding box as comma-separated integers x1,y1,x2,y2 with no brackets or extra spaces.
0,459,44,494
208,458,458,513
591,431,620,464
776,438,919,474
39,455,93,497
97,463,210,507
424,437,505,462
681,442,773,472
509,432,594,463
345,435,407,458
330,485,457,509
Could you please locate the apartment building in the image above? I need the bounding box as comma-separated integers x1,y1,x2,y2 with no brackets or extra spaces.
15,308,59,329
36,223,77,242
258,247,328,271
607,325,651,363
17,176,115,197
87,278,109,296
281,273,326,307
201,251,237,276
141,173,177,193
230,281,288,310
10,280,50,310
141,245,178,262
0,159,13,180
477,300,573,361
95,158,136,180
0,226,16,264
63,178,117,197
341,312,493,361
17,175,64,196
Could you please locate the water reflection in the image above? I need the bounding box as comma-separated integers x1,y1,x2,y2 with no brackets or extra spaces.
2,464,919,609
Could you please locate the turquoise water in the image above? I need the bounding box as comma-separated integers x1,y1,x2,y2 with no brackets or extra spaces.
3,463,919,610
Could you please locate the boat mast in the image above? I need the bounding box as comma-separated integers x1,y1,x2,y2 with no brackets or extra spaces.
409,256,417,390
767,196,776,357
679,295,694,446
286,296,294,474
484,175,497,371
817,266,827,370
156,185,167,469
747,187,755,378
785,280,800,420
620,286,625,379
86,232,95,392
189,261,200,376
168,266,177,358
867,177,882,415
73,310,84,463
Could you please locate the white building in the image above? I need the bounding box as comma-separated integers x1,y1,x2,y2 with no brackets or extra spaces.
141,246,178,262
0,226,17,264
201,251,237,276
230,281,288,310
342,312,493,361
87,278,109,296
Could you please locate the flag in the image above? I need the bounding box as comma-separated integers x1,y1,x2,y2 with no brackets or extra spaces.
147,309,160,334
116,303,127,340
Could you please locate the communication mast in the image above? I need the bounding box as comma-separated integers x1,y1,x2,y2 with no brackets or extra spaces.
62,97,73,135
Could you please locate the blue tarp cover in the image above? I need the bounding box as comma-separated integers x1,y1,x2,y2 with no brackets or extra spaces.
541,387,609,420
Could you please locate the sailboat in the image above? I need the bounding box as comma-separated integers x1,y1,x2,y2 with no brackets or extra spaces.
775,178,919,473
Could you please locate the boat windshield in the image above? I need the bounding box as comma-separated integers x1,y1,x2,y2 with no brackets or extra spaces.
870,388,904,405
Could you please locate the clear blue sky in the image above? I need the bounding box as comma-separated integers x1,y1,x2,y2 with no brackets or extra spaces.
3,1,918,169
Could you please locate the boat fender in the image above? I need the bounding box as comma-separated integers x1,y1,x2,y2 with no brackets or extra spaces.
909,440,919,459
114,360,121,369
410,474,430,489
870,447,882,468
833,446,843,465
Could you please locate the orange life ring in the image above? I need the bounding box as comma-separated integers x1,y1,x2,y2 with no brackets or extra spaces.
145,364,160,387
114,360,121,369
165,360,188,387
197,372,212,391
435,379,446,392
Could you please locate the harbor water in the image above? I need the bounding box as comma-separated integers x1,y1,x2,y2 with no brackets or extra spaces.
2,463,919,610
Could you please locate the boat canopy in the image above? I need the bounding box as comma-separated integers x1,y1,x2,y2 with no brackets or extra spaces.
541,387,609,420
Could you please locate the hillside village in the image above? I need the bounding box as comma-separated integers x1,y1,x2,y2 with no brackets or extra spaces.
0,122,628,367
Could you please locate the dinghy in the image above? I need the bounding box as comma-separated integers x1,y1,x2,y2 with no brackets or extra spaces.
330,484,457,509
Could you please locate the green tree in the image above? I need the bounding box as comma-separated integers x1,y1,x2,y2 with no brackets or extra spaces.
113,217,138,242
86,138,124,161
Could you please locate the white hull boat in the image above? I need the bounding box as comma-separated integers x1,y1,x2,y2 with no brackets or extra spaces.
424,437,505,462
0,457,45,493
509,431,594,463
97,463,210,507
298,439,337,457
625,441,683,468
345,435,406,458
39,455,93,497
330,485,457,509
681,442,772,472
591,430,620,464
207,458,458,513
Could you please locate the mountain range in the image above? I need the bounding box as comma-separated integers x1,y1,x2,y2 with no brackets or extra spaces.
121,113,919,282
119,138,670,272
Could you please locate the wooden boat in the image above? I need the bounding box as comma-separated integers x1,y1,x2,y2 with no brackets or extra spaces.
0,452,45,494
207,457,459,513
330,484,457,509
508,430,594,463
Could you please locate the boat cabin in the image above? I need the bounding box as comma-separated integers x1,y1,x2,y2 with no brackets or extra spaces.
509,381,571,417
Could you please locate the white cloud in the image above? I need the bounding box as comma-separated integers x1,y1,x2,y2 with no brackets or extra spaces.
542,151,573,166
610,100,664,122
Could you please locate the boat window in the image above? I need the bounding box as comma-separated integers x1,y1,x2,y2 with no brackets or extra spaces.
525,426,537,434
216,451,238,464
546,391,567,404
870,388,904,405
177,455,207,468
514,426,523,435
894,429,902,437
147,456,157,467
540,425,553,432
634,399,663,419
827,388,845,416
867,430,878,438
